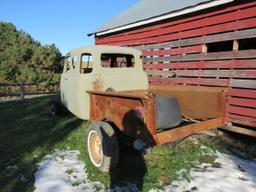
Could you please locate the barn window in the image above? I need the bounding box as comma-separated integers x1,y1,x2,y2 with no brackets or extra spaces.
207,40,233,52
238,38,256,50
81,54,93,74
101,54,135,68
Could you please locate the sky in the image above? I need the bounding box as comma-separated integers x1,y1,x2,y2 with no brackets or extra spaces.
0,0,138,54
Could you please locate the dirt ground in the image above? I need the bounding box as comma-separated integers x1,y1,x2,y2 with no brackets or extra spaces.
216,130,256,161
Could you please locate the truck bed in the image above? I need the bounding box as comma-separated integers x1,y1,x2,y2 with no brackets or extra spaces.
88,84,227,145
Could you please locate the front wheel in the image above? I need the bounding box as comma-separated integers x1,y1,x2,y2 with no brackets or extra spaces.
48,100,62,116
87,121,119,172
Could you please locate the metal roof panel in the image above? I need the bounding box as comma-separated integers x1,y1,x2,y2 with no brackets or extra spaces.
89,0,212,35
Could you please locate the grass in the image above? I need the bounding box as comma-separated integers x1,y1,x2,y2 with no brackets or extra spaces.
143,137,220,190
0,95,86,191
0,95,220,192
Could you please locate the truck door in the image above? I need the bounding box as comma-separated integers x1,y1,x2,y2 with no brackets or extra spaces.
60,55,78,112
60,55,72,107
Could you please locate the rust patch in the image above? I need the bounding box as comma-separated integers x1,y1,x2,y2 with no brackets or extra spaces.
92,77,104,91
149,84,227,120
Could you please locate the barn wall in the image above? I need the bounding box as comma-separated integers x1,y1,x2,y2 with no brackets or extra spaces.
95,1,256,129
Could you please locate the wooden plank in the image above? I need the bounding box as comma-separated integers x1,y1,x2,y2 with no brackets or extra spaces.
143,60,256,70
228,118,256,127
158,6,256,38
227,97,256,108
0,93,20,97
96,5,256,44
148,77,176,84
226,113,256,123
136,37,202,50
176,78,230,87
142,45,202,56
156,117,224,145
157,18,256,45
220,126,256,137
146,69,256,79
113,17,256,46
176,70,256,78
144,50,256,63
228,88,256,99
135,28,256,50
148,76,230,87
145,70,175,77
231,79,256,89
204,28,256,44
226,105,256,117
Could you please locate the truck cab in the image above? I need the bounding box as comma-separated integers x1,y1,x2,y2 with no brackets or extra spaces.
60,45,148,120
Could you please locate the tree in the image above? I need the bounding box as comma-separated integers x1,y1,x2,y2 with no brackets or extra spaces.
0,21,63,84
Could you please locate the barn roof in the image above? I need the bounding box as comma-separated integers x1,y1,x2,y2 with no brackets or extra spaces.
88,0,233,36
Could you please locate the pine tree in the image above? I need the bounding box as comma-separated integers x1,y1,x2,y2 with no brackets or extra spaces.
0,21,63,84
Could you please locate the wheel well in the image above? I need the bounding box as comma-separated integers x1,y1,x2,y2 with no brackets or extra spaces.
101,119,137,147
101,118,120,134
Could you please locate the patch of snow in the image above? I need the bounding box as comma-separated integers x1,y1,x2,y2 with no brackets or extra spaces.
35,149,256,192
150,151,256,192
176,169,187,176
34,150,104,192
200,145,207,149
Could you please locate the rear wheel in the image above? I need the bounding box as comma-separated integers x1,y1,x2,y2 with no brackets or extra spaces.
87,121,119,172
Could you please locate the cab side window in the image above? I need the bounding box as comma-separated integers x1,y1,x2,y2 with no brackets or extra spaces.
81,54,93,74
72,56,77,69
64,56,72,72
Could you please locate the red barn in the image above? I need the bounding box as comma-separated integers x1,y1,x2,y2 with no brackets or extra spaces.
88,0,256,136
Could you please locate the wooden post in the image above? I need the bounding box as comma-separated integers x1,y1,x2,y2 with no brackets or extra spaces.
202,44,208,53
19,81,25,100
233,40,239,51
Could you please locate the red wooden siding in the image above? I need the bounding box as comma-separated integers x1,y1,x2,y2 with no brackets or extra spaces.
226,88,256,127
96,2,256,45
142,45,203,56
95,1,256,129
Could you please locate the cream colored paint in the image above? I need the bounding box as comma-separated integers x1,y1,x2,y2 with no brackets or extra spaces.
60,45,148,120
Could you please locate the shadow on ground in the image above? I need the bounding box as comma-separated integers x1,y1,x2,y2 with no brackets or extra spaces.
110,146,147,191
0,96,84,192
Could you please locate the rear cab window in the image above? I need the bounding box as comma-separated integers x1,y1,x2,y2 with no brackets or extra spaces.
101,54,135,68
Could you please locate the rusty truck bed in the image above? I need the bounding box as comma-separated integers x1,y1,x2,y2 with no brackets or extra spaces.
88,84,227,146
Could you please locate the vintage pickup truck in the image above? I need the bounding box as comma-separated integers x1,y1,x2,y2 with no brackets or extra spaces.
60,45,227,172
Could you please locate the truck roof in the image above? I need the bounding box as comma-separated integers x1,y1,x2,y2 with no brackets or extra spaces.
67,45,142,56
